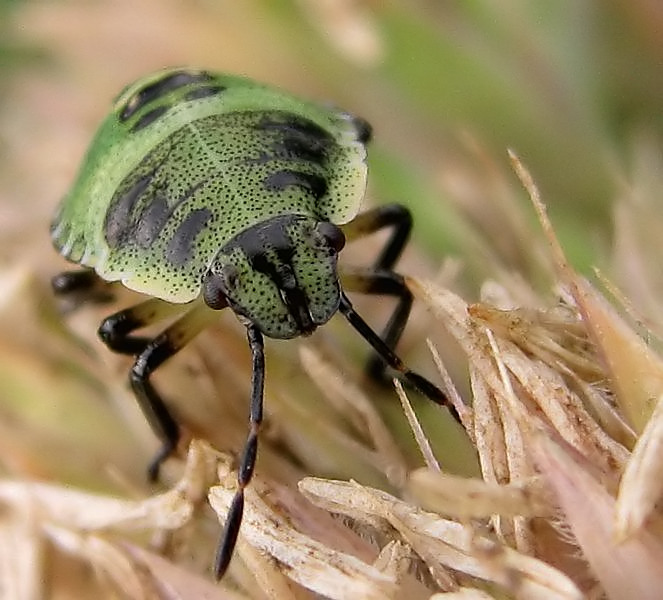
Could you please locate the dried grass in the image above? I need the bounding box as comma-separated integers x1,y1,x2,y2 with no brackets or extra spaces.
2,154,663,599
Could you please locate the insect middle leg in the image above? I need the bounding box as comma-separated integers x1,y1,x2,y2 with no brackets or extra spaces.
98,299,217,480
51,268,115,308
340,204,413,378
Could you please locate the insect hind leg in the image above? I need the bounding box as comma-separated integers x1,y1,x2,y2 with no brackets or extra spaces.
99,299,217,481
51,268,115,309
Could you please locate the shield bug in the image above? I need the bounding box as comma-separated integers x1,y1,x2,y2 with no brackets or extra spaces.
51,68,461,579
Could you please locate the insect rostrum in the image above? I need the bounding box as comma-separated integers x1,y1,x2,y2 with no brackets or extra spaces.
51,67,460,580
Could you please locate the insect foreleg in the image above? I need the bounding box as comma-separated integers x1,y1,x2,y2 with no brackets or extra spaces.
121,304,218,480
98,297,186,355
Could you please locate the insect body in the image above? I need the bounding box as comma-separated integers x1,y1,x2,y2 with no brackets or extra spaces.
51,68,460,579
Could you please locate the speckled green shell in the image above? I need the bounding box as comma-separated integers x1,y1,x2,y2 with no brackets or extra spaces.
51,68,369,303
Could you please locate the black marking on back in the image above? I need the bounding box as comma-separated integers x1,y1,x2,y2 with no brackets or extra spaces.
104,173,155,247
183,85,227,102
256,114,333,144
119,71,214,122
131,105,170,133
104,126,222,253
256,114,332,166
263,169,328,200
166,207,213,266
134,194,170,248
104,132,178,249
274,133,327,165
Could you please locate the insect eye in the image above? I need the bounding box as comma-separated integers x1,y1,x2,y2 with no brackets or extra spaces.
315,221,345,253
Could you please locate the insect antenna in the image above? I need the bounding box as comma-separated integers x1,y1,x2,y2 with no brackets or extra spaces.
337,291,462,424
214,325,265,579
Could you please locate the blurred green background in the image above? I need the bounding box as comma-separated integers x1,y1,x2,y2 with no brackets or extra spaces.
2,0,662,287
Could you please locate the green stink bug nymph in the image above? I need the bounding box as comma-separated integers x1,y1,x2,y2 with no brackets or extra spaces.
51,68,461,580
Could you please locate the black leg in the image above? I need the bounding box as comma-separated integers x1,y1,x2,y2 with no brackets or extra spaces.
120,304,215,480
51,269,114,307
98,298,184,356
214,325,265,580
340,268,413,380
340,203,412,270
340,204,414,378
338,291,461,424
